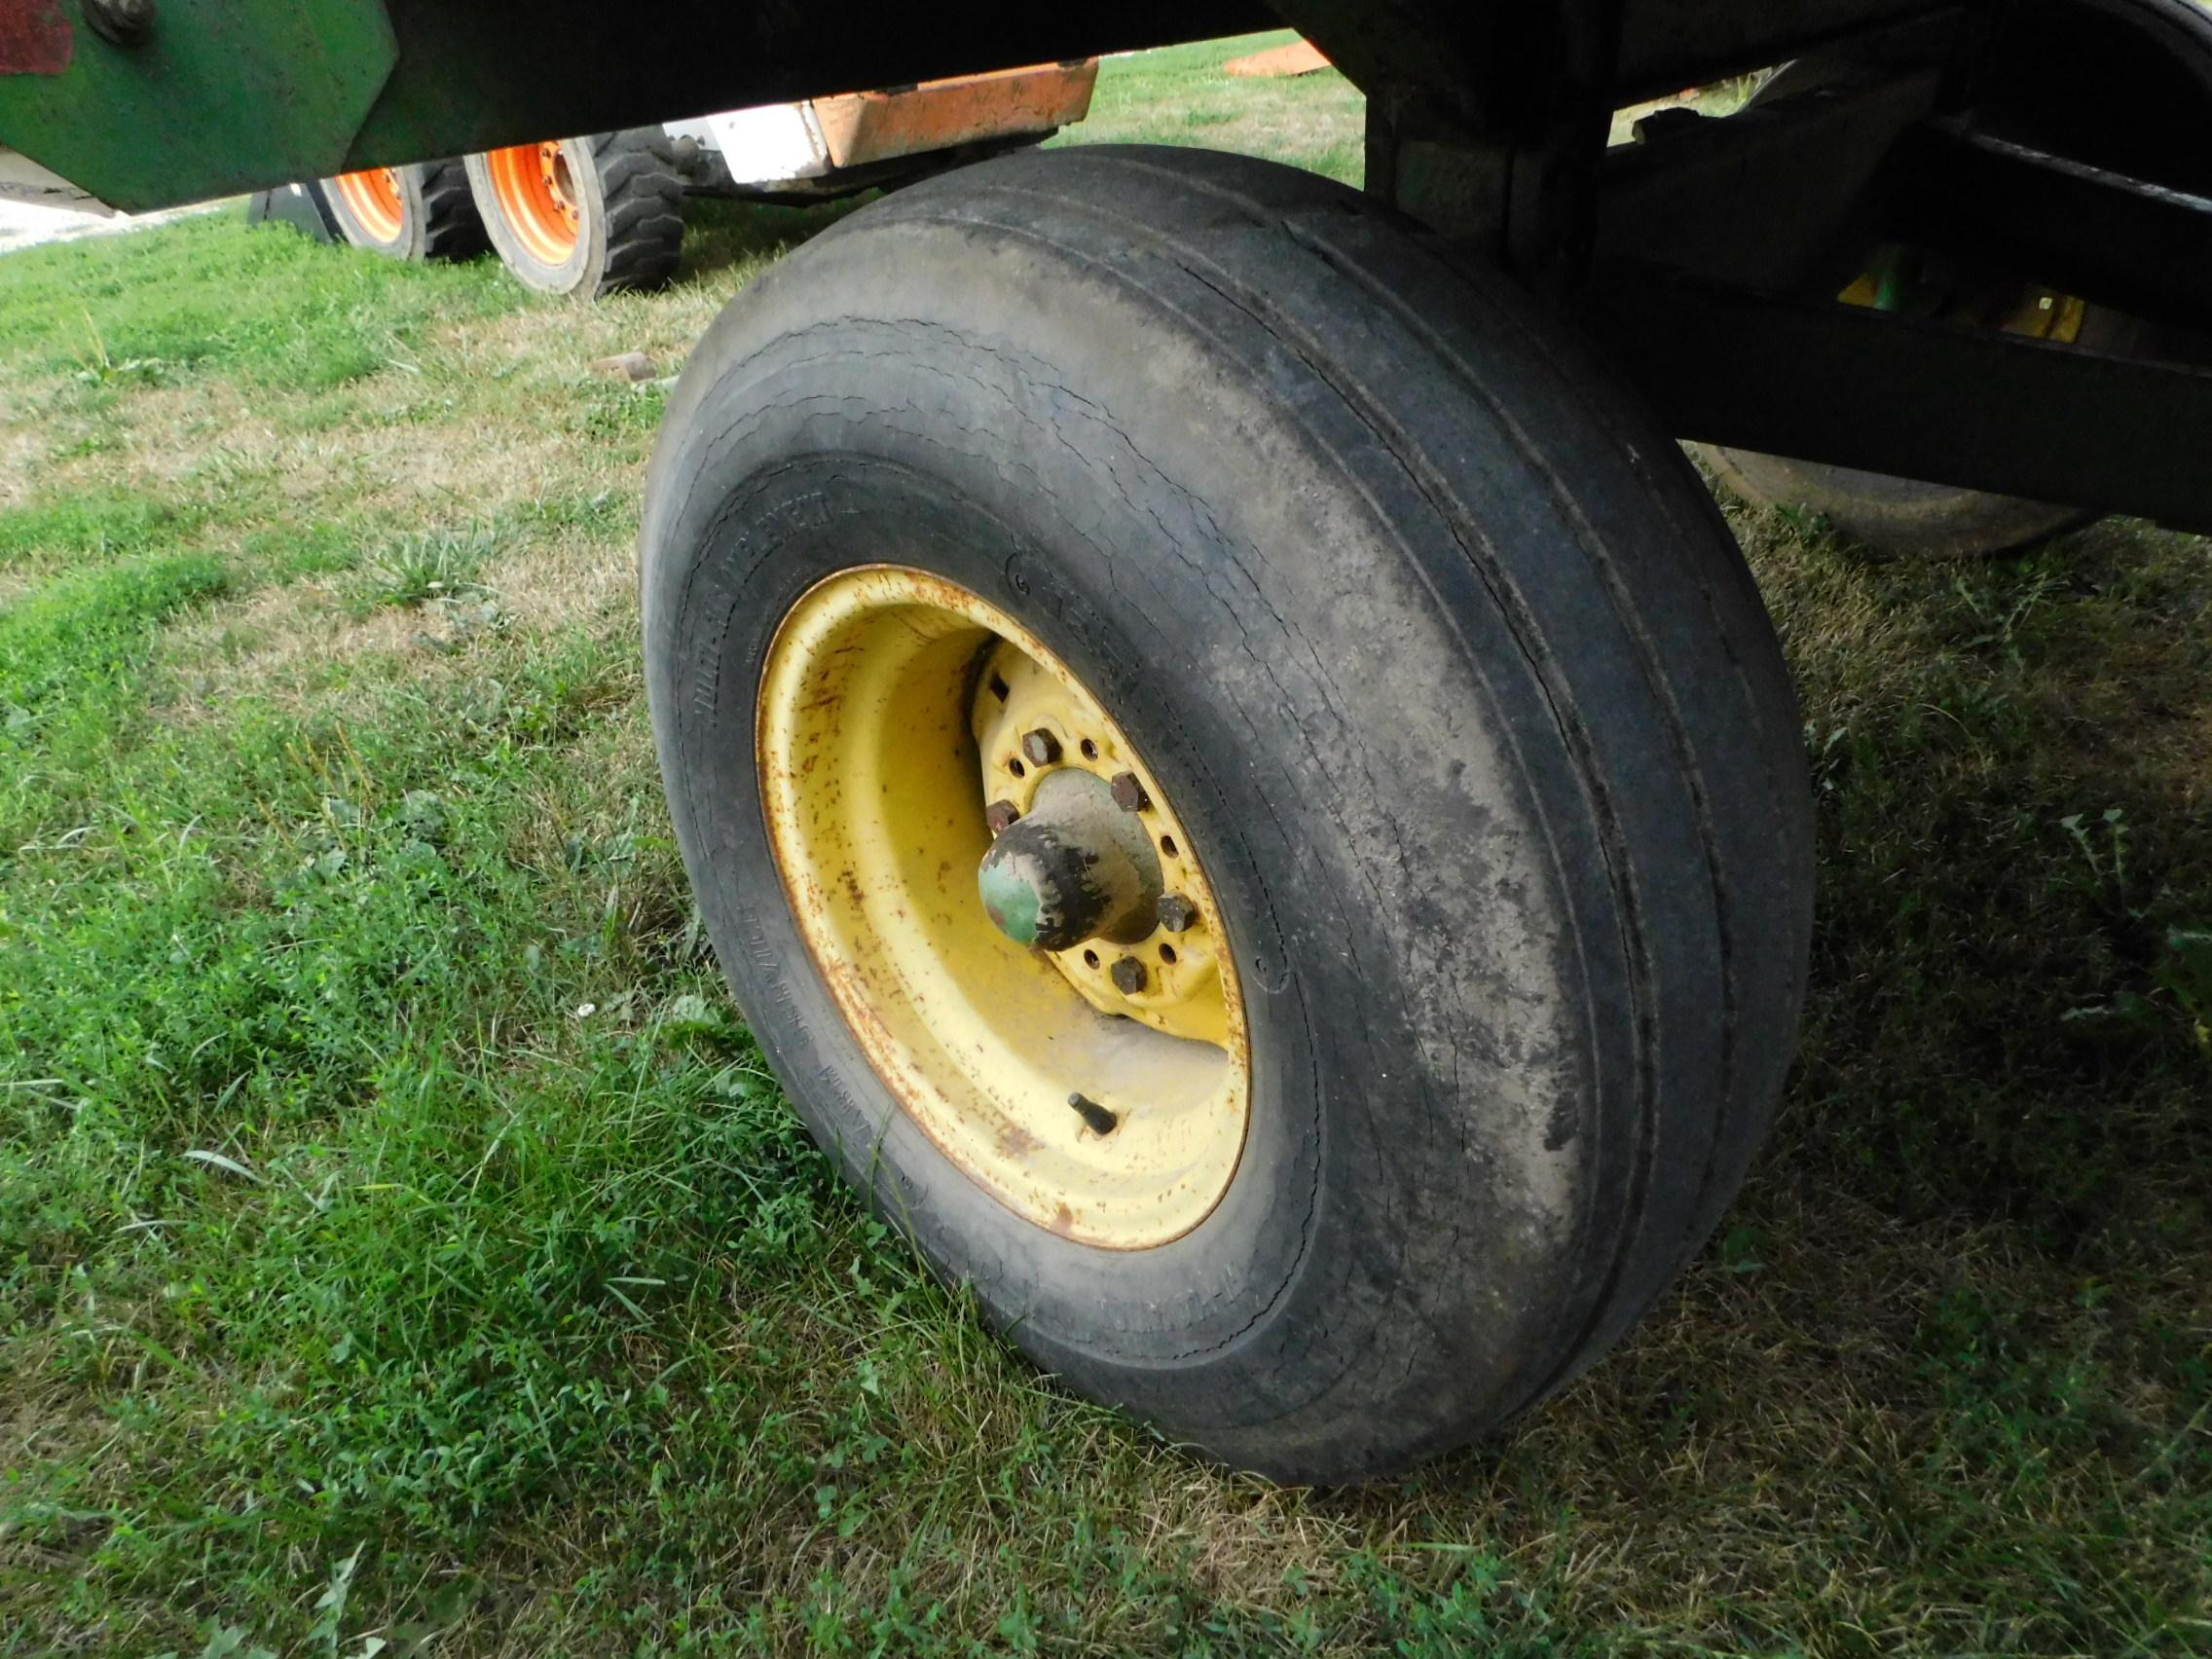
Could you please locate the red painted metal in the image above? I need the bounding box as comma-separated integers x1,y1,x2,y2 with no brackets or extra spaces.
0,0,72,76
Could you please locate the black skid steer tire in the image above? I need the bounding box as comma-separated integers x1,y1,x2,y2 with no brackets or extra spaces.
466,129,686,300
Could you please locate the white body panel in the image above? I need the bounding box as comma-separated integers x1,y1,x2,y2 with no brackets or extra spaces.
661,103,836,189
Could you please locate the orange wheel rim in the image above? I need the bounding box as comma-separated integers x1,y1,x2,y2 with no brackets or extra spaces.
333,167,406,245
487,140,583,264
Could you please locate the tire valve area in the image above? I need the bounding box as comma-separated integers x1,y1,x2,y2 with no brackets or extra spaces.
1067,1092,1119,1135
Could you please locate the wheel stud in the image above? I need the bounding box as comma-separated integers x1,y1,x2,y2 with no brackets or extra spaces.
83,0,155,46
1021,728,1062,766
1110,956,1148,994
1108,772,1150,812
984,799,1020,835
1156,893,1198,933
1067,1092,1119,1134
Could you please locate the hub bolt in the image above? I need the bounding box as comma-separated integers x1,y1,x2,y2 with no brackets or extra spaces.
84,0,155,44
984,798,1020,835
1108,772,1151,813
1156,893,1198,933
1021,728,1062,766
1110,956,1149,995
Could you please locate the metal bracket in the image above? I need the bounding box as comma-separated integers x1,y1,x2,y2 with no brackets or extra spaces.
1594,70,1942,295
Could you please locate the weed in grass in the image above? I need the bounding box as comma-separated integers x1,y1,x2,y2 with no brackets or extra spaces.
358,525,498,609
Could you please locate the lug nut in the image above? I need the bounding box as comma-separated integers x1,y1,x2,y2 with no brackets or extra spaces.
1110,956,1148,995
1156,893,1198,933
1067,1092,1119,1134
1108,772,1150,813
984,798,1020,835
1021,728,1062,766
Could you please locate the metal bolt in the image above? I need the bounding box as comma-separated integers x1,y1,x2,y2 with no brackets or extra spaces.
984,798,1020,835
1110,956,1148,995
1108,772,1151,813
1021,728,1061,766
1156,893,1198,933
1067,1092,1119,1134
84,0,155,45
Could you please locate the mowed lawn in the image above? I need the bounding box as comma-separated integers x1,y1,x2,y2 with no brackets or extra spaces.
3,33,2209,1658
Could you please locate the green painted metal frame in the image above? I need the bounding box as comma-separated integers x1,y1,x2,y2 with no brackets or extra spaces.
0,0,1274,210
0,0,397,209
1,0,1966,212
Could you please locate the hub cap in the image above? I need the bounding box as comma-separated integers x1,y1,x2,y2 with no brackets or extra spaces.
756,567,1248,1246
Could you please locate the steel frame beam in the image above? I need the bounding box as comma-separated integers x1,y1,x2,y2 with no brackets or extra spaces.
1887,121,2212,333
1583,274,2212,532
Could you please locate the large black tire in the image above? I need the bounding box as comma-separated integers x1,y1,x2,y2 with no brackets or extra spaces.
320,161,485,262
642,145,1816,1482
465,129,686,300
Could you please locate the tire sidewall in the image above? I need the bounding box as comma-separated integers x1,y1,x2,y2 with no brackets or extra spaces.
652,449,1342,1417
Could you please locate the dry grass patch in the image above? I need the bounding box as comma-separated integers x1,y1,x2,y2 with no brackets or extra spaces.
476,528,637,637
161,575,427,720
0,424,46,511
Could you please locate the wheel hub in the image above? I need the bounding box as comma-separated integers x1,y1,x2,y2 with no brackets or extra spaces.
333,166,406,245
977,768,1161,951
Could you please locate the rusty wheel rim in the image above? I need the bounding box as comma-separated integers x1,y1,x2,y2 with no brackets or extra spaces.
756,566,1251,1248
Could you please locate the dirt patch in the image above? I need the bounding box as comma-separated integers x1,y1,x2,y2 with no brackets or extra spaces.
0,423,45,510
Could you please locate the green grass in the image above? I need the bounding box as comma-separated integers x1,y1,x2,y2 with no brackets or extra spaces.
2,34,2208,1658
1061,33,1366,183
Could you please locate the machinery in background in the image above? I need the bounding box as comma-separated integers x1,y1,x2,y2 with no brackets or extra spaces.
305,62,1097,299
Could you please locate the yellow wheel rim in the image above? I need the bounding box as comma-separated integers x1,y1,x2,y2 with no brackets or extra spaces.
486,140,583,265
333,166,406,245
757,567,1250,1248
